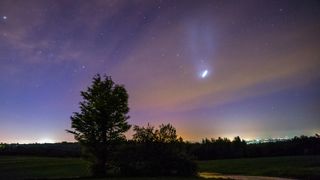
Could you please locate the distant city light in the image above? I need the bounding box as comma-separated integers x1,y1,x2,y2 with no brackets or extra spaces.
38,138,55,144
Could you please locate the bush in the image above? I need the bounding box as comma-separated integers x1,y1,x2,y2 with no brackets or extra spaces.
115,142,197,177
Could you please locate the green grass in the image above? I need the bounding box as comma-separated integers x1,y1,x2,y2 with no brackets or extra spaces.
0,156,88,179
0,156,217,180
1,155,319,179
198,155,320,179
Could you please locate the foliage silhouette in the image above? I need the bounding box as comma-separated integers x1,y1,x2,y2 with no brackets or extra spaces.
116,123,197,176
1,134,319,161
189,134,320,160
67,74,131,177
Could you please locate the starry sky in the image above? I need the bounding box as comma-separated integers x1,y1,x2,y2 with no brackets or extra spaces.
0,0,320,143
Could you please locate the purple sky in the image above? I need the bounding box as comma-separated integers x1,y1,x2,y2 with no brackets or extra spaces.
0,0,319,143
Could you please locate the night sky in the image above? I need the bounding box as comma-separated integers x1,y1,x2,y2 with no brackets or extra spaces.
1,0,320,143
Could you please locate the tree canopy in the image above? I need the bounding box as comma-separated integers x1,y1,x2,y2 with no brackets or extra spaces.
67,74,131,177
133,123,180,143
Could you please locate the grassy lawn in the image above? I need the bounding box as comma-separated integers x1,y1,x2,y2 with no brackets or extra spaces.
1,155,319,179
0,156,214,180
198,155,320,179
0,156,88,179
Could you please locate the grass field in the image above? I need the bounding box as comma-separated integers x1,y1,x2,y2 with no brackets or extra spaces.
0,155,319,179
0,156,210,180
0,156,88,179
198,155,320,179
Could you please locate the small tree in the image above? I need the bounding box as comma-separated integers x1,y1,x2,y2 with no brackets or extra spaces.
133,123,178,143
132,123,156,143
156,124,178,143
124,123,197,176
67,74,131,177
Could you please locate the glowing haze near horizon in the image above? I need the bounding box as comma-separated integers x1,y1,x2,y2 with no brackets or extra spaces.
0,0,320,143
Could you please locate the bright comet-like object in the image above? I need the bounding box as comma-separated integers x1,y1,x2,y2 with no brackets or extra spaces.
201,70,208,78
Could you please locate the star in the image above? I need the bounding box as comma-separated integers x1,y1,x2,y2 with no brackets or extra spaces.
3,16,7,20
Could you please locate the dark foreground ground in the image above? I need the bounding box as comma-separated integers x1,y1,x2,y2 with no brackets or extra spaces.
0,155,319,180
198,155,320,179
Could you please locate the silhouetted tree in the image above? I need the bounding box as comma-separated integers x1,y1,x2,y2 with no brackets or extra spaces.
133,123,179,143
67,74,131,177
120,123,197,176
156,124,178,143
132,123,156,143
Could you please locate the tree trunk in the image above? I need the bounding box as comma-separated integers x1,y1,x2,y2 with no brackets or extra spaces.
91,158,106,177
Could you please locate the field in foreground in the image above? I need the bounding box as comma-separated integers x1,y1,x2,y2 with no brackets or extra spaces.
0,155,319,179
0,156,214,180
198,155,320,179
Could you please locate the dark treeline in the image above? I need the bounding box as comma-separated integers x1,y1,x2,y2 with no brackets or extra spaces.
1,134,319,160
188,134,320,160
0,142,81,157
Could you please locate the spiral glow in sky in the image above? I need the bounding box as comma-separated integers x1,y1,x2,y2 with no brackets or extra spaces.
185,17,215,80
